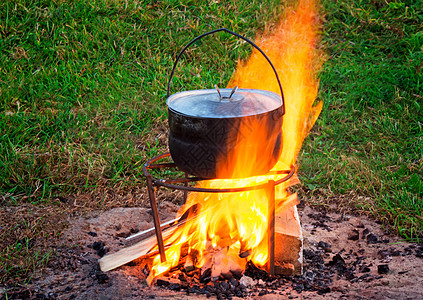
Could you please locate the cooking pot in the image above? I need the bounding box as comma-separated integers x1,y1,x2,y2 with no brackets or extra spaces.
166,28,285,179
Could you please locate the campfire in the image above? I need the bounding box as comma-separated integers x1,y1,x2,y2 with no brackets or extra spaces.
99,0,322,289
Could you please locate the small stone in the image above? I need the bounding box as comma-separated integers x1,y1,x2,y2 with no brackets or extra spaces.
381,279,389,286
378,264,389,274
87,231,97,237
239,275,256,287
378,249,391,259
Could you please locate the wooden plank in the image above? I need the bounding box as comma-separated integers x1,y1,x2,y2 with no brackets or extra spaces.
99,227,175,272
99,206,204,272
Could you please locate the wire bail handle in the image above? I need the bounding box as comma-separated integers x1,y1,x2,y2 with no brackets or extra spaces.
167,28,285,115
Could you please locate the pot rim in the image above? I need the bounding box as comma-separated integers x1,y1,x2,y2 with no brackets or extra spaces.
167,88,283,119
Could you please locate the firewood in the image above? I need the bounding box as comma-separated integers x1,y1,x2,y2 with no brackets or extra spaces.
184,255,195,272
98,227,175,272
99,205,203,272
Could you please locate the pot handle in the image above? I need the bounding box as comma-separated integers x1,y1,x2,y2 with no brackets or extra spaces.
167,28,285,115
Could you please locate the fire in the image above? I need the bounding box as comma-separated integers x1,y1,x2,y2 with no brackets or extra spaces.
148,0,322,283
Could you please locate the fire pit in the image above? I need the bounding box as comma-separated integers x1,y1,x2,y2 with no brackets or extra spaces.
98,152,302,278
141,152,296,276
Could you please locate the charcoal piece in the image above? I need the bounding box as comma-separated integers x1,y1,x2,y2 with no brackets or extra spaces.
229,278,238,288
359,274,371,280
293,283,304,293
230,269,243,280
169,283,181,291
360,266,371,273
353,257,363,266
222,271,234,280
96,272,109,284
348,230,360,241
416,250,423,258
378,264,389,274
220,281,229,290
92,241,107,257
200,268,211,284
317,287,331,294
87,231,97,237
317,241,332,252
116,232,130,238
239,250,251,258
303,249,324,266
366,233,379,244
244,261,269,280
189,285,201,294
328,254,347,273
362,228,370,239
344,270,355,280
156,278,170,287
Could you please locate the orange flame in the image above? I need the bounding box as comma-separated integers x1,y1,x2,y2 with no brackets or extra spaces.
148,0,322,283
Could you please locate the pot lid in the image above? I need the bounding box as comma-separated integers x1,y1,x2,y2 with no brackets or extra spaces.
167,87,282,118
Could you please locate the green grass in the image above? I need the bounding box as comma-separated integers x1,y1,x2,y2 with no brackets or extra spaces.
299,0,423,239
0,0,422,287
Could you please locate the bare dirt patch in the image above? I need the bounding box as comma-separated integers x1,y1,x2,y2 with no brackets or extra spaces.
2,195,422,299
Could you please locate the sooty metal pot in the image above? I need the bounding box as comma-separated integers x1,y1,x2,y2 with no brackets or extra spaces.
166,28,285,179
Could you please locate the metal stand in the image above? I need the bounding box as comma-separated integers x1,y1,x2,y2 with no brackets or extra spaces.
142,152,295,274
